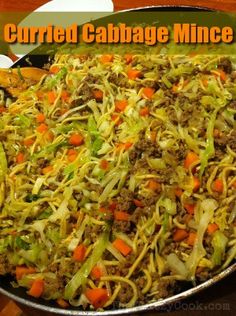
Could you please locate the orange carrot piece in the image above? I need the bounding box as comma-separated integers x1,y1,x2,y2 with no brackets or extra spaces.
147,180,161,191
173,229,189,242
100,159,109,170
91,266,103,280
202,78,208,88
69,133,84,146
16,266,36,280
36,123,48,133
57,298,69,308
139,107,149,116
61,90,70,102
193,176,200,192
111,114,123,126
187,232,197,246
212,178,224,193
28,279,44,298
116,142,133,151
73,244,87,262
36,113,46,123
100,55,113,64
42,165,53,175
115,100,128,112
184,151,199,169
127,68,142,80
50,65,60,74
93,89,103,101
36,90,44,100
112,238,132,256
174,188,183,198
184,203,196,215
23,137,35,147
48,91,57,104
142,87,155,99
114,211,130,221
124,54,133,64
85,288,109,309
0,106,6,113
67,149,77,162
212,69,227,82
16,152,25,164
133,199,144,208
207,223,219,235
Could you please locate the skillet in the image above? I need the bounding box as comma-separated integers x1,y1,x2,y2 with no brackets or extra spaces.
0,5,235,315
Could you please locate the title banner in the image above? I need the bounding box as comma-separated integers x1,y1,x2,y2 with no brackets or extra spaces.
0,11,235,56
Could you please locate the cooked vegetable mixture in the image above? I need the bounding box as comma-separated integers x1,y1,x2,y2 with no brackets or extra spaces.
0,54,236,310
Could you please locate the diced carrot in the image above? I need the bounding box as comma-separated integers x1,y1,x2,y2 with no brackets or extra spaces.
111,114,123,126
48,91,57,104
115,100,128,112
57,298,69,308
174,188,183,198
36,123,48,133
124,54,133,64
28,279,44,298
73,244,87,262
36,113,46,123
16,152,25,164
150,131,157,143
133,199,144,208
67,149,77,162
23,137,35,147
184,151,199,169
69,133,84,146
184,203,196,215
116,142,133,151
85,288,109,309
61,90,70,102
212,178,224,193
50,65,60,74
112,238,132,256
42,165,53,175
100,55,113,64
91,266,103,280
114,211,130,221
139,107,149,116
93,89,103,102
172,84,179,93
100,159,109,170
147,180,161,192
173,229,189,242
187,232,197,246
127,68,142,80
0,300,22,316
142,87,155,99
193,176,200,192
202,78,208,88
16,266,36,280
207,223,219,234
0,106,6,113
212,69,227,82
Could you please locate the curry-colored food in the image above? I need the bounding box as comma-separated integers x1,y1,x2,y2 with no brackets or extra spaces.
0,54,236,310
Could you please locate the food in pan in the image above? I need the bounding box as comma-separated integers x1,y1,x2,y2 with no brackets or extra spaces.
0,54,236,310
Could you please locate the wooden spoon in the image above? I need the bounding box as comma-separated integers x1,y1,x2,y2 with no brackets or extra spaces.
0,67,48,97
